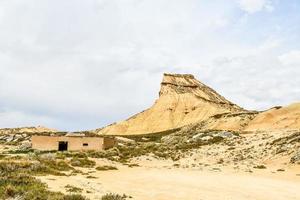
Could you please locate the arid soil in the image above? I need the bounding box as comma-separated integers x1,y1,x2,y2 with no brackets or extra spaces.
34,130,300,200
38,161,300,200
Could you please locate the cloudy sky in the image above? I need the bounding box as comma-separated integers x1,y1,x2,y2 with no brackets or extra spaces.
0,0,300,131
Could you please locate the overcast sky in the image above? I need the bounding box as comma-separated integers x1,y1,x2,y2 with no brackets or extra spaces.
0,0,300,131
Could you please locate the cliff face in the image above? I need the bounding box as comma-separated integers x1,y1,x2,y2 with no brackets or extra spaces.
160,74,240,107
95,73,244,135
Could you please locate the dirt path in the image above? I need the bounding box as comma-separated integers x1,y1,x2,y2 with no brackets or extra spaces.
38,167,300,200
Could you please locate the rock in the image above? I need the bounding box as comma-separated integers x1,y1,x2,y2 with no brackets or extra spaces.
5,135,14,142
18,141,32,150
141,137,150,142
14,134,23,139
115,136,135,144
192,133,205,140
201,136,213,141
214,131,237,139
290,151,300,164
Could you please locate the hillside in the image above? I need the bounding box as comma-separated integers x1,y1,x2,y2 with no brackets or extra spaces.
244,103,300,132
0,126,58,135
95,73,244,135
95,73,300,135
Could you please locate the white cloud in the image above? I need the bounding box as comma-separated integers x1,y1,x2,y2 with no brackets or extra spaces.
0,0,299,130
238,0,274,13
208,53,300,111
278,50,300,65
0,110,56,129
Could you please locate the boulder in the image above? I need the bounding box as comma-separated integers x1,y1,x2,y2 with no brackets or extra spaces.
214,131,237,139
290,151,300,164
5,135,14,142
18,141,32,150
115,136,136,144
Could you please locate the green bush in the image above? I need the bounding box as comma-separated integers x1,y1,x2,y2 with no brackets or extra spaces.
70,157,96,168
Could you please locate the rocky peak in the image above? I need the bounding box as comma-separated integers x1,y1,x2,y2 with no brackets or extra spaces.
159,73,242,109
159,73,198,96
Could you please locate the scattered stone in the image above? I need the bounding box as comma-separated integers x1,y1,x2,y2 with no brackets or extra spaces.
5,135,14,142
215,131,237,139
141,137,150,142
211,167,221,172
115,137,136,144
290,151,300,164
18,141,32,150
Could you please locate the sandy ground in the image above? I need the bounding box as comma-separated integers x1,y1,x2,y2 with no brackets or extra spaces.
38,164,300,200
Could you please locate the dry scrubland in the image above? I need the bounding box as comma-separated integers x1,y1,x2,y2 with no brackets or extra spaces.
1,74,300,199
1,128,300,200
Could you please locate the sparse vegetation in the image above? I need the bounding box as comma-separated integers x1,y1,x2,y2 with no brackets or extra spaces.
96,165,118,171
70,157,96,168
101,193,128,200
0,173,87,200
253,165,267,169
65,185,83,193
0,160,66,176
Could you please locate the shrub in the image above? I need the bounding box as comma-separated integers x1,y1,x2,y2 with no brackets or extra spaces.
95,165,118,171
3,184,17,197
101,193,126,200
65,185,83,193
0,173,88,200
0,160,67,176
70,157,96,168
63,194,88,200
253,165,267,169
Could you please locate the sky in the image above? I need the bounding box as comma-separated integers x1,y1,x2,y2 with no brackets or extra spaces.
0,0,300,131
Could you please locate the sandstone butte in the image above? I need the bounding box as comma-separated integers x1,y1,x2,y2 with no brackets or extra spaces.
95,73,300,135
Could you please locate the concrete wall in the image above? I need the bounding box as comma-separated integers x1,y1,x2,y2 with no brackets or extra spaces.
31,135,115,151
103,137,117,150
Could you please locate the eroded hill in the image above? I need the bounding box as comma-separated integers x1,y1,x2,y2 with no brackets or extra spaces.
95,73,300,135
95,73,244,135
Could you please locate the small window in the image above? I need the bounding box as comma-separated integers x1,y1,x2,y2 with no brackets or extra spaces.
83,143,88,146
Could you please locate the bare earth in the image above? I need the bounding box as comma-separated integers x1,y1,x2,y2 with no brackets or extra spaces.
38,165,300,200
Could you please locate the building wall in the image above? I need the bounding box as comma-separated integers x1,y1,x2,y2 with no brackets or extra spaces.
31,136,114,151
103,137,117,149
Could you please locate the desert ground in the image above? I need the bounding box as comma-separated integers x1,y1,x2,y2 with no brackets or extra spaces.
38,160,300,200
1,129,300,199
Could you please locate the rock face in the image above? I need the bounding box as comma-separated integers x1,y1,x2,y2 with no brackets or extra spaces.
95,73,244,135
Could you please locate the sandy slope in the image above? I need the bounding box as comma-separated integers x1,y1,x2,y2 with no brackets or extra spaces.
245,103,300,132
95,74,243,135
0,126,58,135
93,73,300,135
39,166,300,200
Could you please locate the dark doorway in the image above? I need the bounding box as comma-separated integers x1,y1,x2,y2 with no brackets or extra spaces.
58,141,68,151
